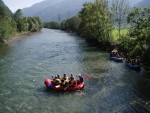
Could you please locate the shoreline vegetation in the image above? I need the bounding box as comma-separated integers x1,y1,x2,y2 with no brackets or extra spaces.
6,31,41,44
0,31,41,45
43,0,150,99
0,7,42,45
4,32,30,44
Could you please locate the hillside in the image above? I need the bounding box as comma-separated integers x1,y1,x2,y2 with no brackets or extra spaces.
22,0,94,22
23,0,65,17
135,0,150,8
130,0,142,6
0,0,12,16
22,0,143,22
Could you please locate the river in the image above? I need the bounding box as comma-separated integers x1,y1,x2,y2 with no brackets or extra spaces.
0,28,149,113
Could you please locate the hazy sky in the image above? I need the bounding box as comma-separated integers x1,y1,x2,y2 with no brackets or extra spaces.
3,0,45,12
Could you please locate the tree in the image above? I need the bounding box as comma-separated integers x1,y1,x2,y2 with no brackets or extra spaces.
67,16,81,33
13,9,28,32
0,4,16,44
79,0,112,44
27,17,35,32
60,15,81,32
111,0,130,39
44,21,60,29
0,3,8,18
27,17,42,32
13,9,23,21
122,7,150,65
35,17,42,30
13,9,42,32
16,17,29,32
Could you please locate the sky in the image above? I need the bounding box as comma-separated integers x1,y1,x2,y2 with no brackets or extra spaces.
3,0,45,12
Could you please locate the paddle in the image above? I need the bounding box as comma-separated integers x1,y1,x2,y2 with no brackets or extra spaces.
85,75,91,79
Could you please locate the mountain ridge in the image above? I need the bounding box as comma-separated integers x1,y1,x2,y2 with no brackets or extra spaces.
22,0,94,22
0,0,12,16
23,0,65,17
134,0,150,8
22,0,145,22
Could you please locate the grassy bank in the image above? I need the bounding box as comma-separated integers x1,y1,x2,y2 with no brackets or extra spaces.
111,28,128,41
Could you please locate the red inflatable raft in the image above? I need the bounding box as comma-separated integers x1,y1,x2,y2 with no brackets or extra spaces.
44,79,85,91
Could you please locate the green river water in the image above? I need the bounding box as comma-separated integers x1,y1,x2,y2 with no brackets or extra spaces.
0,28,149,113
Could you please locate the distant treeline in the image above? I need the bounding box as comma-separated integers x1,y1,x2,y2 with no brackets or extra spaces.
43,22,60,30
44,0,150,70
0,4,42,44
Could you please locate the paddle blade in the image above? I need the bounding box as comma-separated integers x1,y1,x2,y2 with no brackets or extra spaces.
55,85,60,88
86,75,91,79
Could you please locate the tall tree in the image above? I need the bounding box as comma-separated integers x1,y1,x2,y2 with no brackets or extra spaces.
126,7,150,59
0,4,16,44
0,0,12,16
111,0,130,39
0,3,9,18
35,17,42,30
13,9,23,21
79,0,112,44
16,17,29,32
27,17,42,32
60,15,81,32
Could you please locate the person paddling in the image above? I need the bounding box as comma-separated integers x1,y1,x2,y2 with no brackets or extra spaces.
61,74,69,86
78,74,83,83
70,77,77,87
52,76,61,85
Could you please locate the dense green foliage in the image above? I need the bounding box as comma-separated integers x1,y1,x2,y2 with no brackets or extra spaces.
79,0,112,44
14,9,42,32
61,15,81,33
111,4,150,71
0,6,42,45
13,9,23,21
0,3,16,44
0,0,12,16
127,7,150,65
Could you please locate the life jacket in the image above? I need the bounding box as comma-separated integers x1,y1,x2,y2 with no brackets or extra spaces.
71,80,77,87
55,79,61,84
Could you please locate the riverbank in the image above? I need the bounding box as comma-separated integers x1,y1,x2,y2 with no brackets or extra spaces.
1,30,42,45
0,32,30,45
7,31,30,43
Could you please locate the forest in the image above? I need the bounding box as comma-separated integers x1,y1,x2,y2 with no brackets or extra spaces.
0,3,42,45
